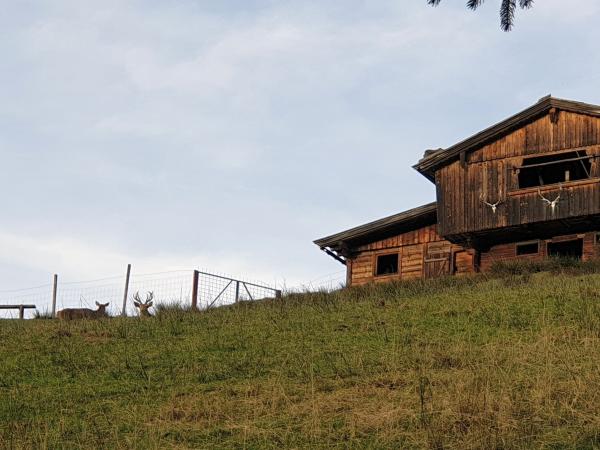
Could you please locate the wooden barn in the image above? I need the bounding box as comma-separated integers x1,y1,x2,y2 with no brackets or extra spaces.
315,96,600,286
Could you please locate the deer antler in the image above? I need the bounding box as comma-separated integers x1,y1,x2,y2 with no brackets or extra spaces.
133,291,153,306
480,193,504,214
132,291,154,317
538,184,562,213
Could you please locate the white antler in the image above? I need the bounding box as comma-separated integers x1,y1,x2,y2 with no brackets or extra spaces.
538,184,562,213
480,194,504,214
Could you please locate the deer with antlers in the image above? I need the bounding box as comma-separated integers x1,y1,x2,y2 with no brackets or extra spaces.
57,302,110,320
538,184,563,214
133,291,154,317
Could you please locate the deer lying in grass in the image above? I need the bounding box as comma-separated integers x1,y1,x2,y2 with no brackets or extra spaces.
57,302,110,320
133,291,154,317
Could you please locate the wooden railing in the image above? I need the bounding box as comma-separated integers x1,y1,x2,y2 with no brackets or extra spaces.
0,305,37,319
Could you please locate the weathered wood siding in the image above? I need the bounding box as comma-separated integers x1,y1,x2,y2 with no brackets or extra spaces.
480,231,600,271
436,111,600,237
348,225,475,286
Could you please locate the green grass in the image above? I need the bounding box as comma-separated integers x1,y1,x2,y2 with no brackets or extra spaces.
4,271,600,448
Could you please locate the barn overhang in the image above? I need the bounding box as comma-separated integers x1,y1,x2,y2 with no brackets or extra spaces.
444,213,600,250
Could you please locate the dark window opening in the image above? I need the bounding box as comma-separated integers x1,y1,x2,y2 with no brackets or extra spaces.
376,253,399,276
516,242,539,256
518,151,591,189
547,239,583,260
596,233,600,244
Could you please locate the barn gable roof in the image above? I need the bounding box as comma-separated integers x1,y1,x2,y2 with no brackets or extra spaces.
413,96,600,181
314,202,437,252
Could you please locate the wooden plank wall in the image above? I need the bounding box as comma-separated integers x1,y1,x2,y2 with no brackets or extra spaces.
348,229,600,286
480,231,600,271
437,111,600,237
348,225,475,286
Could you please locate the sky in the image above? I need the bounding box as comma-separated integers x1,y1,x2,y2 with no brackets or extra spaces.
2,0,600,292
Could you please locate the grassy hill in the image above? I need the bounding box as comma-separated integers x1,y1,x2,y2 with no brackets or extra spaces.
3,266,600,449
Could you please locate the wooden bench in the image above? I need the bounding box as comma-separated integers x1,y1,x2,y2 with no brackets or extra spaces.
0,305,37,319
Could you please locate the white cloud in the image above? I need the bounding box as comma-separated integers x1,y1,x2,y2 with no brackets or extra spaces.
0,228,298,289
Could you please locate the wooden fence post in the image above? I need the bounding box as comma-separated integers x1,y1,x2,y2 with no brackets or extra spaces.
275,289,282,299
121,264,131,317
51,274,58,318
191,270,199,310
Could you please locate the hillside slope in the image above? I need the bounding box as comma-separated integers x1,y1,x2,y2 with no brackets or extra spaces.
2,272,600,449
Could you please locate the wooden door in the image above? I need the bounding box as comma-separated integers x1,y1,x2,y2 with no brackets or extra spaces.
424,242,452,278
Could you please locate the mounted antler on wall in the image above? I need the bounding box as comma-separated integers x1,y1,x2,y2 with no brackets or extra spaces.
538,184,563,215
480,194,504,214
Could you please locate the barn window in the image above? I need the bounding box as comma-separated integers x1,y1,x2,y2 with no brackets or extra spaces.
517,150,591,189
547,239,583,259
516,241,539,256
376,253,399,276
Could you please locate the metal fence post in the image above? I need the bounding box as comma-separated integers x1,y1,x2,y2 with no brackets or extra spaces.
275,289,282,299
121,264,131,317
51,274,58,318
191,270,199,310
235,281,240,303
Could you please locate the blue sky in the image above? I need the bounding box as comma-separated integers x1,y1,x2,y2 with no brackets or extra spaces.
1,0,600,290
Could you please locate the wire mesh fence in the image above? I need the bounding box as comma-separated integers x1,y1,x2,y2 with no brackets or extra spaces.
0,266,282,319
128,270,193,314
194,271,281,310
57,275,126,318
0,284,55,319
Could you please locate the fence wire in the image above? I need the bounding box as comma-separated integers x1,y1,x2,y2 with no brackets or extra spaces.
127,271,193,314
0,284,54,319
196,271,281,310
0,268,280,319
58,275,125,318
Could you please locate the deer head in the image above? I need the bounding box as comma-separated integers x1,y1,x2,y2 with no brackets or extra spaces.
480,193,504,214
95,302,110,317
133,291,154,317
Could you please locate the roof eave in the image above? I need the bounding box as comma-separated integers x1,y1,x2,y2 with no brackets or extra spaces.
413,96,600,179
314,202,437,250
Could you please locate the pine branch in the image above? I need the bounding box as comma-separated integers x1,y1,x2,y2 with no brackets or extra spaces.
428,0,535,31
467,0,486,10
519,0,534,8
500,0,516,31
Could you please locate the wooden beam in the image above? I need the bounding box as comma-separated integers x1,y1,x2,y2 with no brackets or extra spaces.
322,248,347,265
512,155,593,170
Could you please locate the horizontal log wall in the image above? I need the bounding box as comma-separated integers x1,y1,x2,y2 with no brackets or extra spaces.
437,111,600,237
348,230,600,286
348,225,475,286
480,231,600,272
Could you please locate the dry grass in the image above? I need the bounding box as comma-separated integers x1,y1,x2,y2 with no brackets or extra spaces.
3,271,600,448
